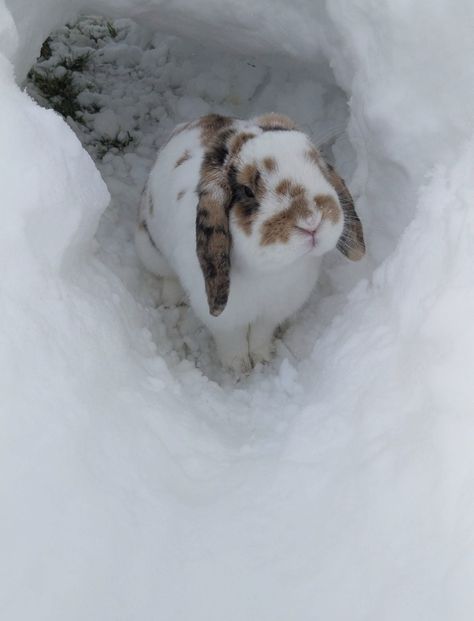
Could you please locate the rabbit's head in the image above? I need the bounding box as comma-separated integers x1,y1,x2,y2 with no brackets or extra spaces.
195,113,365,316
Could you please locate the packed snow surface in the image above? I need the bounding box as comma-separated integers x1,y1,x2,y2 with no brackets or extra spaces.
2,2,474,620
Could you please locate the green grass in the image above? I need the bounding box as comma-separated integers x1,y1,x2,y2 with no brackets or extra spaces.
28,68,82,120
106,22,118,38
97,131,134,157
28,43,93,122
40,38,52,60
59,52,91,72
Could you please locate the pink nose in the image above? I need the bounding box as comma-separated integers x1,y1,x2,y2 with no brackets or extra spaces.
300,212,322,231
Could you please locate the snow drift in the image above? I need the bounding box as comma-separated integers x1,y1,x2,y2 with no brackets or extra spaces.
1,0,474,619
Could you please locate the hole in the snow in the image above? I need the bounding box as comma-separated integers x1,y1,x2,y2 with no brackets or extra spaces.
25,14,361,391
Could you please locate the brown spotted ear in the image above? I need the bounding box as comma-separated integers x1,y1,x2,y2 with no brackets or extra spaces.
322,162,365,261
196,150,233,317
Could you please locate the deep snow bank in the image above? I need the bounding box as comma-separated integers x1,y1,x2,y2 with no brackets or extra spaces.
2,1,474,620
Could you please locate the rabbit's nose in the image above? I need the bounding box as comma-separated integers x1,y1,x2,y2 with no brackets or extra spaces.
300,212,322,230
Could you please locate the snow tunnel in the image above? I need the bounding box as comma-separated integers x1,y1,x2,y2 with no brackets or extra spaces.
23,12,360,388
2,1,474,619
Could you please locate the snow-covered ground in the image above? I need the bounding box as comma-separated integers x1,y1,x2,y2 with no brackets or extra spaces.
2,2,474,620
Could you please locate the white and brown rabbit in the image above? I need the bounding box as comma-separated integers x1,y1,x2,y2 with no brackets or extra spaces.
135,113,365,373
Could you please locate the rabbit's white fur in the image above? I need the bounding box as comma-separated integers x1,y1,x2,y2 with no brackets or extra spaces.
135,114,365,373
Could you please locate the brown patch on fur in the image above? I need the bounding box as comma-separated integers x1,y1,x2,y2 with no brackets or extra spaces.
237,163,266,201
263,156,277,173
275,179,305,198
199,125,236,193
227,164,261,237
305,148,321,167
239,164,258,189
260,195,312,246
176,190,185,201
201,160,225,187
229,132,256,156
275,179,291,196
233,205,255,236
314,194,340,225
175,150,191,168
198,114,234,148
256,113,297,131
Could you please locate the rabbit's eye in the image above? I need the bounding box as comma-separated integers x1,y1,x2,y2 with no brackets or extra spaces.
243,185,255,199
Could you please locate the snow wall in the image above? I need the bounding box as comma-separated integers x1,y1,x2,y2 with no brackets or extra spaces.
2,0,474,619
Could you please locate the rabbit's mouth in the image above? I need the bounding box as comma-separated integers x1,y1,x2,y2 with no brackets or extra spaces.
294,225,318,248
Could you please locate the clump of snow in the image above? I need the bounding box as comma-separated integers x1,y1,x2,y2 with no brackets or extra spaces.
93,109,120,137
1,2,474,620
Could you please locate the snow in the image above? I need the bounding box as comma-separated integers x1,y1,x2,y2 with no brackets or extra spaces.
1,1,474,620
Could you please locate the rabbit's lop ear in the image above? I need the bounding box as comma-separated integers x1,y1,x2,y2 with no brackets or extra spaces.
323,162,365,261
196,149,233,317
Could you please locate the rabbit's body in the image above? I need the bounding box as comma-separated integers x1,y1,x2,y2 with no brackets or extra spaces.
135,114,365,373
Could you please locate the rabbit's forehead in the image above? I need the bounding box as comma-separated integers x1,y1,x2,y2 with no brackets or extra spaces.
240,130,310,161
236,133,333,202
